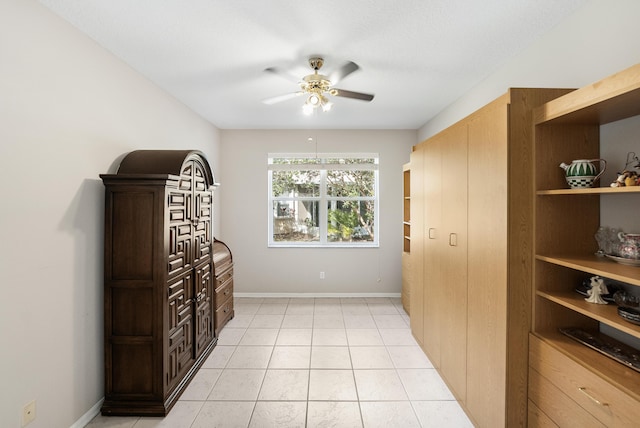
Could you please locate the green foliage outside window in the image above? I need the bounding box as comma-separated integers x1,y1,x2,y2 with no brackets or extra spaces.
269,155,378,246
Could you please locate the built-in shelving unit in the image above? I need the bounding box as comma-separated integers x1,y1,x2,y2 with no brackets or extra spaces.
529,63,640,426
401,163,411,314
403,163,411,253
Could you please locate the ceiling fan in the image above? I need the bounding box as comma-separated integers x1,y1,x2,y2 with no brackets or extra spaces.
262,57,375,114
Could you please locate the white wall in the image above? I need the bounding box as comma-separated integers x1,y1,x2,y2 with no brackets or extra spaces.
417,0,640,234
0,1,221,428
418,0,640,140
218,130,416,295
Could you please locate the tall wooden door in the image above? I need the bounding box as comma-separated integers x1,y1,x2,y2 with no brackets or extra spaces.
422,137,442,368
409,147,425,346
466,100,508,427
439,124,468,401
188,160,214,359
166,159,214,391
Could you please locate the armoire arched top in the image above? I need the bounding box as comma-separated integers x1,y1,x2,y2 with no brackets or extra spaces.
116,149,218,189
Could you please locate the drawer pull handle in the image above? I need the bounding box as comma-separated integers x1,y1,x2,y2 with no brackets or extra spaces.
578,387,609,407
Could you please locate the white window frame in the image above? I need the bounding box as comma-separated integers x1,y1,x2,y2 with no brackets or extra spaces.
268,153,379,248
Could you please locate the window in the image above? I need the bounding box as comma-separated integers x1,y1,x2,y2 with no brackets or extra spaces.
268,153,379,247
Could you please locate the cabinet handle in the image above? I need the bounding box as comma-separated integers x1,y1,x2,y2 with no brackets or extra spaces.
449,233,457,247
428,228,436,239
578,387,609,407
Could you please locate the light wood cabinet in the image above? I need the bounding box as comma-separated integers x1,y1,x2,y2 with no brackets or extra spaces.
466,100,508,422
409,149,424,346
530,64,640,427
438,124,468,401
408,88,571,427
422,137,443,368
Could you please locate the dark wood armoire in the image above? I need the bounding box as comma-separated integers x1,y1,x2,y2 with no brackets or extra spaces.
100,150,220,416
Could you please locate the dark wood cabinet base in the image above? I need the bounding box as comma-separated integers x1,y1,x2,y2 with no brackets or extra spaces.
101,338,216,416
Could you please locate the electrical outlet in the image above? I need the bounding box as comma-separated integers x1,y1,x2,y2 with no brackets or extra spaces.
319,271,325,279
22,400,36,426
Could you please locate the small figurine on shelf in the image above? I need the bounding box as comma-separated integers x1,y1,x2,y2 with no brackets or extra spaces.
610,152,640,187
595,226,609,256
610,170,639,187
585,275,609,304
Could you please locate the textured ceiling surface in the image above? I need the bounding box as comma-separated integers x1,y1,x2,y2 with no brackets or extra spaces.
38,0,587,129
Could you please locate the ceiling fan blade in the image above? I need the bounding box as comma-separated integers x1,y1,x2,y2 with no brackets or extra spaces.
262,91,304,105
329,61,359,84
331,88,374,102
264,66,301,83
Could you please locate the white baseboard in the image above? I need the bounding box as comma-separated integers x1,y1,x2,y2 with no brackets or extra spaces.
234,292,401,298
70,398,103,428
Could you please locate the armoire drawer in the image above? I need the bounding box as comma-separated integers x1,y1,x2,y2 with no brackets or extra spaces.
215,266,233,288
529,334,640,427
214,278,233,308
215,298,233,331
529,367,604,427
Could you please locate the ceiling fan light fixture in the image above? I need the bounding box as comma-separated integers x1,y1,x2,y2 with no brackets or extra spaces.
302,103,314,115
265,57,374,115
307,94,321,106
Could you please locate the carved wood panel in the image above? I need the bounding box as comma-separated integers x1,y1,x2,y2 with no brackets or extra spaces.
102,150,217,416
168,191,192,277
192,162,212,266
167,272,194,389
194,262,213,357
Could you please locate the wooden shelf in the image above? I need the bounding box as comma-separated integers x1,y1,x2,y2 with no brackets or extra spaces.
537,187,640,195
534,64,640,125
536,254,640,286
537,290,640,339
532,331,640,401
531,64,640,425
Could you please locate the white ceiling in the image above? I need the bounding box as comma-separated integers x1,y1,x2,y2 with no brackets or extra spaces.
38,0,587,130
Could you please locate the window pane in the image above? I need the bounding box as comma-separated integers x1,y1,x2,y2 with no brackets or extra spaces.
272,170,320,197
272,200,320,242
327,170,375,197
272,157,320,165
327,200,375,242
325,157,376,165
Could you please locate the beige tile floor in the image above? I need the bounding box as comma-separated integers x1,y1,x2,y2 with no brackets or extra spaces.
86,297,473,428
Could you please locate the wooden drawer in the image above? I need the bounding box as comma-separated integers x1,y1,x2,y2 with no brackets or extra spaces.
215,297,234,333
529,367,604,427
529,334,640,427
528,399,558,428
214,278,233,309
215,266,233,288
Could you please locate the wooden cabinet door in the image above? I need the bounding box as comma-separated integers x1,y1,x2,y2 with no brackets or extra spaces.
466,101,509,427
409,147,425,346
422,138,442,368
439,124,468,401
194,262,213,357
167,271,195,391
